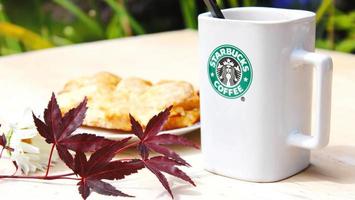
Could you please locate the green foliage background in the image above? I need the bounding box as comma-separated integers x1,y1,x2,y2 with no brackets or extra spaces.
0,0,353,56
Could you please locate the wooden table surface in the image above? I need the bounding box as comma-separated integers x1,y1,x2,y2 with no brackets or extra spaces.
0,30,354,200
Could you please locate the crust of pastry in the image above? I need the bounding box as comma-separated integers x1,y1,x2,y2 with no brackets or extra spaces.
58,72,200,132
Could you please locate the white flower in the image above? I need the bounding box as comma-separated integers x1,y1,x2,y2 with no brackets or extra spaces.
0,109,54,175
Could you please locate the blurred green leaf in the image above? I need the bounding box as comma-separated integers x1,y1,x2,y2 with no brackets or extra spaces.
316,39,332,50
350,11,355,20
326,2,335,49
316,0,332,23
0,1,22,54
334,11,355,31
228,0,239,7
53,0,103,38
0,0,353,56
51,35,73,46
335,34,355,53
106,14,125,39
216,0,225,8
243,0,256,7
0,22,53,50
179,0,197,29
104,0,145,35
1,46,21,55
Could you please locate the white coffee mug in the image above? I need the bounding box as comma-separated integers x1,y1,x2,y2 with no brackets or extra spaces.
199,7,333,182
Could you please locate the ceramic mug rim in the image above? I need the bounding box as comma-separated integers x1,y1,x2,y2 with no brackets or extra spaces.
198,7,315,25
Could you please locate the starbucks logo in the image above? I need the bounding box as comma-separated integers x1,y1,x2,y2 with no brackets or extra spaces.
208,44,253,99
217,57,241,87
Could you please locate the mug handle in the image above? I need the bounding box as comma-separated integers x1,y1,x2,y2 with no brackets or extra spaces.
288,50,333,149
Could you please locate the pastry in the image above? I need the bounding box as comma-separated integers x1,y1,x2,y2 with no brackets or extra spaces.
58,72,200,132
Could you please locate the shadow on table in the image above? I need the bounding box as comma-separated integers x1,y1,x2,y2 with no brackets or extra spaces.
172,132,355,185
168,130,201,156
283,145,355,184
155,184,202,200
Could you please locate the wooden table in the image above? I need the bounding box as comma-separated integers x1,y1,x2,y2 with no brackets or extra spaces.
0,30,354,199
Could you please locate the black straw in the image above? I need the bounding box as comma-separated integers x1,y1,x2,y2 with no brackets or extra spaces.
203,0,225,19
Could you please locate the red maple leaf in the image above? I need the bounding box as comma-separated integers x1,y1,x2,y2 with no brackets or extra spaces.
0,93,199,200
130,106,199,165
130,106,199,198
0,133,6,158
71,140,145,199
0,128,20,173
32,93,115,168
0,133,6,148
143,156,196,198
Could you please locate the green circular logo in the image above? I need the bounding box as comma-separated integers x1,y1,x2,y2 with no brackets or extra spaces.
208,44,253,99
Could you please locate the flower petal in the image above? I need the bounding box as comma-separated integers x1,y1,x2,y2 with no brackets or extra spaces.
12,128,37,139
19,142,40,154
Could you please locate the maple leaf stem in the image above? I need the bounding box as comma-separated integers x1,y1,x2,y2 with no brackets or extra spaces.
0,173,79,180
0,176,79,180
44,144,55,177
115,141,140,155
56,172,76,177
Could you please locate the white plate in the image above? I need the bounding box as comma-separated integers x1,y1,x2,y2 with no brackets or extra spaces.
77,123,201,140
